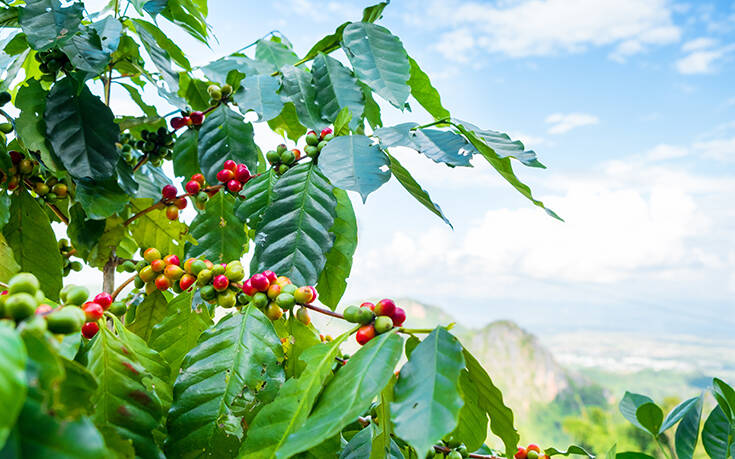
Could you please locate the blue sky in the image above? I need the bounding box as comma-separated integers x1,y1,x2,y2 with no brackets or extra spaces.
95,0,735,338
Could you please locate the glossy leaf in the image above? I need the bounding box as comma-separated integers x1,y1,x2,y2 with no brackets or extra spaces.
277,331,403,458
619,392,658,434
165,307,285,458
251,163,337,287
342,22,410,108
546,446,595,458
0,322,26,449
129,198,195,258
60,27,110,75
88,321,165,459
91,16,122,54
255,39,298,69
133,19,179,91
2,190,63,301
131,19,190,70
462,348,519,458
675,395,703,459
302,22,350,63
87,216,126,269
55,357,97,419
198,104,258,183
392,328,464,456
312,52,364,129
45,79,120,180
202,55,274,83
235,169,277,229
126,290,169,344
450,370,488,452
19,0,82,51
185,191,247,263
282,314,322,379
702,406,730,459
267,102,306,142
375,123,472,167
370,376,396,459
160,0,210,44
0,234,21,283
459,120,545,168
172,128,199,180
135,163,173,200
386,152,452,228
149,290,213,381
279,65,328,131
341,427,372,459
316,188,357,310
713,378,735,420
318,135,390,202
238,329,354,459
74,178,129,220
407,56,449,120
234,74,283,121
14,80,56,169
661,396,702,432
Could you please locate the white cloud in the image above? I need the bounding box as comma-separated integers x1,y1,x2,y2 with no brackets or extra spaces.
644,144,689,161
419,0,681,59
676,43,735,74
545,113,599,134
681,37,718,52
435,28,476,62
693,137,735,161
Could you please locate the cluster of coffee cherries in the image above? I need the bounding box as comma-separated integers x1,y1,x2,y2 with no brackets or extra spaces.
207,83,233,104
343,299,406,345
265,144,303,176
160,184,188,220
72,289,125,339
134,248,192,294
438,436,471,458
515,444,548,459
58,239,83,276
241,271,315,324
216,159,253,193
184,173,215,210
0,91,11,142
135,128,175,167
1,150,69,203
170,110,204,130
304,127,334,159
35,48,71,82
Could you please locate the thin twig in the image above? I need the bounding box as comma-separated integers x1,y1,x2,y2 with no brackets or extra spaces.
123,184,224,226
433,445,498,459
111,274,137,301
302,302,344,319
132,154,148,172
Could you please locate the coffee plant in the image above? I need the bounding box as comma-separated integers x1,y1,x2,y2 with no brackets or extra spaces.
0,1,720,459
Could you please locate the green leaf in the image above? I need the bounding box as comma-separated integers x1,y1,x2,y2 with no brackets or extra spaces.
149,290,213,381
132,19,179,92
87,216,125,269
60,27,110,75
0,193,8,228
198,104,258,183
131,19,190,70
619,392,657,434
635,403,664,437
267,102,306,142
201,55,274,84
713,378,735,420
375,123,473,167
616,453,655,459
319,135,390,202
302,22,351,63
362,2,389,22
312,53,364,129
255,38,298,69
91,16,122,54
178,72,212,111
661,396,702,432
407,56,450,120
341,427,373,459
88,321,165,459
251,163,337,286
282,314,322,378
702,406,730,459
606,444,616,459
0,322,26,449
342,22,410,108
18,0,82,51
370,376,396,459
75,177,129,219
277,331,403,458
675,395,703,459
45,78,120,180
172,128,199,179
280,65,328,131
2,190,63,301
55,357,98,419
234,74,284,121
546,446,595,458
14,80,57,169
185,192,247,263
386,151,452,228
316,188,357,310
0,234,20,283
450,370,488,452
129,198,195,258
462,348,518,458
334,107,352,136
119,82,158,118
453,121,561,221
165,306,285,458
459,120,545,168
135,163,173,200
234,168,277,229
126,290,169,344
392,328,464,456
238,328,354,459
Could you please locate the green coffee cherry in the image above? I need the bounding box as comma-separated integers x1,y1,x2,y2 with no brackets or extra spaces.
200,285,216,301
46,306,84,334
5,293,37,321
211,264,225,276
374,315,393,334
276,292,295,310
266,150,280,164
8,273,40,295
252,292,268,308
217,290,237,308
108,301,127,316
64,285,89,306
343,305,361,323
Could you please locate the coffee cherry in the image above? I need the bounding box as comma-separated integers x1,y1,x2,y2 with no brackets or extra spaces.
322,133,334,142
166,205,179,220
19,159,33,175
280,150,295,165
320,128,333,139
35,304,53,315
217,169,235,182
170,117,186,130
52,183,68,198
343,305,361,323
212,274,229,292
281,283,297,295
192,173,206,185
391,307,406,326
308,286,317,302
143,248,162,262
6,293,37,321
212,264,225,276
93,292,112,309
47,306,85,334
9,150,22,164
276,292,295,310
235,164,251,183
360,302,375,311
276,276,291,287
374,299,396,317
527,451,539,459
227,179,242,193
207,84,221,99
277,164,289,175
457,445,469,457
185,180,201,194
82,302,104,321
150,259,166,273
515,448,528,459
217,290,237,308
108,301,127,316
356,324,376,345
448,451,463,459
317,140,328,151
139,266,156,283
197,269,213,286
81,321,99,339
265,302,283,320
240,280,257,298
293,286,314,304
225,261,245,281
527,445,542,454
155,274,171,290
35,182,49,196
266,283,281,300
162,184,178,200
296,306,310,325
304,145,318,158
305,131,319,146
291,149,301,160
266,150,280,164
250,273,270,292
220,84,233,98
200,285,216,301
358,307,375,325
262,270,278,284
164,264,184,281
276,143,287,154
175,198,187,210
145,282,157,295
222,160,236,171
179,274,196,290
190,111,204,125
121,260,137,272
374,316,393,334
163,254,180,266
190,259,207,275
252,292,268,308
9,273,40,295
